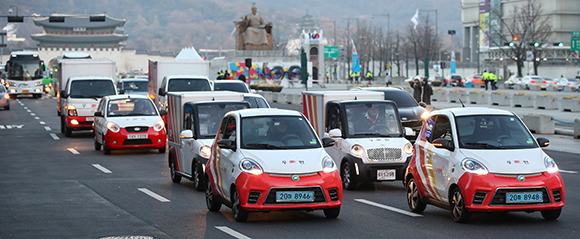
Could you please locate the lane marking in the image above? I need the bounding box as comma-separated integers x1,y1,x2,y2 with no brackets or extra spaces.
560,170,577,174
24,107,28,109
44,126,51,131
0,125,4,129
137,188,170,202
92,164,112,174
34,117,40,119
355,199,423,217
30,113,36,116
67,148,80,154
49,133,60,140
39,121,46,125
215,226,252,239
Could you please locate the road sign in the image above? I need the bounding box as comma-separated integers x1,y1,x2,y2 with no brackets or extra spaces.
526,51,533,61
572,31,580,51
324,46,339,58
512,34,520,42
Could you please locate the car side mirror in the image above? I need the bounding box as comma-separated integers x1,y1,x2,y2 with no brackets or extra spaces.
328,128,342,138
179,130,193,139
60,90,68,98
419,102,427,108
94,111,103,117
536,137,550,148
217,139,236,151
158,88,166,96
159,110,168,116
321,137,335,147
433,138,455,151
404,127,415,137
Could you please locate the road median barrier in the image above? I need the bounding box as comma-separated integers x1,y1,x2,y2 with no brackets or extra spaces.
523,114,554,134
432,88,448,102
547,85,559,92
272,92,286,103
562,95,580,112
469,90,489,104
563,85,574,92
257,91,273,102
513,92,534,108
490,91,511,106
575,119,580,139
536,93,558,110
286,94,302,105
449,89,467,103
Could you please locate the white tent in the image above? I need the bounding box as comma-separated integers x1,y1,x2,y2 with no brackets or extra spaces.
175,47,203,60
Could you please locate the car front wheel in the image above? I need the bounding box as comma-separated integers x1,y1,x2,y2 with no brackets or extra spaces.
205,178,221,212
323,207,340,219
541,209,561,220
94,135,101,151
231,187,249,222
406,177,427,213
193,162,205,191
169,154,182,183
450,187,471,223
341,161,357,190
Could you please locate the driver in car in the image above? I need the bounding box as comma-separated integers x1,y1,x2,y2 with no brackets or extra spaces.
362,104,383,131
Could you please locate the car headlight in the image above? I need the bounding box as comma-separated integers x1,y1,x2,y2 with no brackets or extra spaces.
544,156,559,174
67,104,78,116
153,120,164,131
322,156,336,173
350,144,364,157
420,111,430,119
239,158,263,175
461,158,488,175
106,121,120,133
403,143,413,155
200,145,211,158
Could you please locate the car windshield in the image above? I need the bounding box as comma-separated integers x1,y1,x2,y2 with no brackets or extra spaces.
451,76,462,80
213,82,250,93
167,78,211,91
529,77,542,80
123,81,148,92
244,96,269,108
343,102,402,137
197,103,249,138
241,116,321,149
456,115,538,149
69,80,116,98
473,76,482,79
107,98,158,117
380,90,419,108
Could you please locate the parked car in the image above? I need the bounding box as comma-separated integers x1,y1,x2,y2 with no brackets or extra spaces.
93,95,167,155
540,77,556,89
505,76,522,89
518,76,544,90
428,76,445,87
0,85,10,110
450,75,464,87
555,78,580,91
467,74,483,88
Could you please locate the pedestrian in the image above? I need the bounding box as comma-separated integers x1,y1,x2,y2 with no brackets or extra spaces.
412,78,422,103
489,71,498,90
482,70,490,90
366,71,373,84
238,73,246,83
422,78,433,105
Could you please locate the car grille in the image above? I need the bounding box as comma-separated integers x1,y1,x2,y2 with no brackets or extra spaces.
122,139,152,145
489,188,550,206
269,172,318,177
79,121,93,126
247,191,261,204
126,126,149,132
366,147,402,162
263,187,326,205
494,173,542,178
472,191,487,205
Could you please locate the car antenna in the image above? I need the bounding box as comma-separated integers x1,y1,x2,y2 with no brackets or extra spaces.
212,97,215,101
459,99,465,107
354,96,358,100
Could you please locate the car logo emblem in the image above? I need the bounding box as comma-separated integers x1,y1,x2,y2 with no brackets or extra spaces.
135,127,140,131
402,117,408,121
517,175,525,182
291,175,299,181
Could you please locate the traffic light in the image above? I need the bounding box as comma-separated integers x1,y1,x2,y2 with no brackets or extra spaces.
7,16,24,22
245,58,252,69
554,42,564,47
441,61,446,69
49,16,65,23
533,42,540,47
508,42,515,47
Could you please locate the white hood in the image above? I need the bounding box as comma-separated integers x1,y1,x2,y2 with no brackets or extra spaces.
459,148,547,174
69,98,100,117
110,116,162,128
240,148,327,174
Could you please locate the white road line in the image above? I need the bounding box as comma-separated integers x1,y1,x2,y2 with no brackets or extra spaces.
44,126,51,131
355,199,423,217
137,188,170,202
30,113,36,116
560,170,577,174
67,148,80,154
34,117,40,119
92,164,112,174
39,121,46,125
26,109,31,112
49,133,60,140
215,226,252,239
24,107,28,109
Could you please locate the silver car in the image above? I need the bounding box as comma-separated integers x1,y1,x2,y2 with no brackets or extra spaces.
555,78,580,91
517,76,544,90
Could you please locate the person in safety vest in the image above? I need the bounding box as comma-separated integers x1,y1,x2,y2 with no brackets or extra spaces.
489,72,498,90
482,70,490,90
366,71,373,84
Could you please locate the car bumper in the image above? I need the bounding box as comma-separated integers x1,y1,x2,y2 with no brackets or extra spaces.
104,127,167,150
0,98,8,107
235,171,342,211
458,171,565,212
65,116,95,130
348,155,411,182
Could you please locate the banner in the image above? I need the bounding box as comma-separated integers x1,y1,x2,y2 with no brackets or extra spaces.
479,0,490,48
351,39,361,73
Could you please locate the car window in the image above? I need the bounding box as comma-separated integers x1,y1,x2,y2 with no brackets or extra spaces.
123,81,148,92
214,82,250,93
244,96,269,108
343,102,401,137
223,117,237,141
107,98,157,117
455,115,538,149
69,80,116,98
423,116,436,140
198,103,248,138
167,78,211,91
429,115,453,144
97,98,106,113
326,105,343,133
184,104,194,130
241,116,321,149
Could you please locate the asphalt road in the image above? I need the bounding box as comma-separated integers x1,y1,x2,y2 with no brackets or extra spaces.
0,96,579,239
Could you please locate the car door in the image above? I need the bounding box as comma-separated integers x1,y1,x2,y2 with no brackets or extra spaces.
95,98,107,142
325,103,344,161
426,114,457,203
216,115,238,200
180,103,196,175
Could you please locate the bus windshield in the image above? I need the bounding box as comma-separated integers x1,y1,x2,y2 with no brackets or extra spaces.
7,60,43,81
69,80,116,98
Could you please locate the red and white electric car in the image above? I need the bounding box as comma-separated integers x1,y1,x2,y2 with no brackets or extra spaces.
93,94,167,155
205,109,342,222
405,107,565,222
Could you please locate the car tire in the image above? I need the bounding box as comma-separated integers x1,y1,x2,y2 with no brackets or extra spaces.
103,136,111,155
541,209,561,220
450,187,471,223
341,161,357,190
323,207,340,219
60,116,65,134
57,109,61,116
94,136,101,151
231,187,249,222
205,178,221,212
158,146,166,154
193,162,205,191
406,177,427,213
4,105,9,110
169,154,182,183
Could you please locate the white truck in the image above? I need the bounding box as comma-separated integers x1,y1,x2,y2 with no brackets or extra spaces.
166,91,250,190
57,59,117,137
148,59,212,112
302,91,415,190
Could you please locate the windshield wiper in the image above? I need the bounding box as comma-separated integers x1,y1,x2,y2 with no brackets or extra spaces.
465,142,503,149
246,143,281,149
354,132,382,136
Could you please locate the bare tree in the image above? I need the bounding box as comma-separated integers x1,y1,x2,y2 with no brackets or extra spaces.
405,16,441,76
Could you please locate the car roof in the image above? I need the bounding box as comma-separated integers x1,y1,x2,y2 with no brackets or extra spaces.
106,94,150,100
243,93,264,98
362,87,403,92
214,80,245,83
433,107,515,117
235,108,302,118
122,78,148,82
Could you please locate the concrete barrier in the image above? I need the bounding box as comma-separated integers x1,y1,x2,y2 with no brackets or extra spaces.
272,92,287,103
564,86,573,92
513,94,534,108
432,89,448,102
523,114,554,134
536,94,558,110
575,119,580,139
258,91,273,102
547,85,559,92
562,97,580,112
449,90,467,103
469,91,489,104
490,92,510,106
286,94,302,105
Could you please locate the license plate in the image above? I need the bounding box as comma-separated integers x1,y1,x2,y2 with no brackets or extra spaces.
23,90,29,93
86,117,94,121
377,169,396,180
506,192,543,203
276,191,314,202
127,134,148,139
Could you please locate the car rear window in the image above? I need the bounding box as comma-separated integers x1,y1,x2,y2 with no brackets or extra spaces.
214,82,250,93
